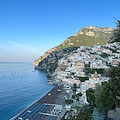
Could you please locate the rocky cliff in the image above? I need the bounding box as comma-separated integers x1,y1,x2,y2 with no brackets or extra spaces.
34,25,114,72
35,47,78,77
34,47,57,66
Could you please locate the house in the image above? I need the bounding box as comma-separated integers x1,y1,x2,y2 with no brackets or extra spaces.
75,61,85,71
90,62,98,69
79,72,85,77
65,105,71,111
79,92,89,105
75,65,84,72
51,105,63,115
89,72,100,88
70,80,81,86
64,84,72,90
111,59,119,66
76,88,81,94
74,71,85,77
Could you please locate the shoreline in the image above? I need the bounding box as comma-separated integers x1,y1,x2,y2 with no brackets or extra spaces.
10,85,54,120
12,84,64,120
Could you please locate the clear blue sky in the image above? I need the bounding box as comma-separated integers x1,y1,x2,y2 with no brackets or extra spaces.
0,0,120,62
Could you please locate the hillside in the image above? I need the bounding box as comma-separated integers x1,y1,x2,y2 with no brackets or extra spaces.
35,47,79,77
56,25,114,49
34,25,114,67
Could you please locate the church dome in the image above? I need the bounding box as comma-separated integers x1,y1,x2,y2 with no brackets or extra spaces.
93,71,99,78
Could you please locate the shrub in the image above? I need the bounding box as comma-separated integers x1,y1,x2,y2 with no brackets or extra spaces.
65,100,73,105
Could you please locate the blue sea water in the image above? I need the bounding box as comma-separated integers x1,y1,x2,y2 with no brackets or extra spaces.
0,62,53,120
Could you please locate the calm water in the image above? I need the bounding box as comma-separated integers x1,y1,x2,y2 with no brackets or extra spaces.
0,62,53,120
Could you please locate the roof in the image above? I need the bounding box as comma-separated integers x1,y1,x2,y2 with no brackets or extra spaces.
93,72,99,78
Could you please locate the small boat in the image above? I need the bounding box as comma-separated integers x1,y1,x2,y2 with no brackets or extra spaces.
47,80,53,82
46,81,54,85
0,91,1,93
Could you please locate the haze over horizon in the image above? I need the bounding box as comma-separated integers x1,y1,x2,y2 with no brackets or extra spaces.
0,0,120,62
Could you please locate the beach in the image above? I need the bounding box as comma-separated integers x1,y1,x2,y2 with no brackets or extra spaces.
13,84,68,120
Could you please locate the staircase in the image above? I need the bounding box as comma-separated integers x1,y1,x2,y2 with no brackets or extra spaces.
92,108,105,120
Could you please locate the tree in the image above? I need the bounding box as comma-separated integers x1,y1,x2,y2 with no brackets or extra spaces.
108,64,120,107
73,83,77,92
86,88,95,106
79,77,89,82
94,64,120,118
76,93,82,101
113,19,120,42
100,53,109,58
65,99,73,105
71,105,93,120
76,93,82,97
49,62,58,74
72,94,76,99
73,83,77,88
95,84,115,118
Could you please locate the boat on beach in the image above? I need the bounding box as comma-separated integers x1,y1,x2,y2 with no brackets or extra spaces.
47,80,53,82
46,80,55,85
46,82,54,85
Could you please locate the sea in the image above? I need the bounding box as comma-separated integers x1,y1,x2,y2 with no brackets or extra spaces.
0,62,53,120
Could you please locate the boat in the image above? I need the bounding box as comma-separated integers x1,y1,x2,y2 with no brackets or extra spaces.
47,80,53,82
46,81,54,85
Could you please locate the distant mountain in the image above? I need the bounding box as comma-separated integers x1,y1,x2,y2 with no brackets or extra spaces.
34,26,114,67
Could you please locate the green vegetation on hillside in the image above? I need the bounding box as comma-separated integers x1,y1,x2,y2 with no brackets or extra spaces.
108,64,120,108
86,88,95,106
49,62,58,74
55,27,114,50
56,34,112,50
95,83,115,118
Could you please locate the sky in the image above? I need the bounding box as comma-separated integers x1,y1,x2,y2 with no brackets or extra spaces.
0,0,120,62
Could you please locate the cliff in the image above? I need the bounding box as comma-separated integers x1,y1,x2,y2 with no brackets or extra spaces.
35,47,78,77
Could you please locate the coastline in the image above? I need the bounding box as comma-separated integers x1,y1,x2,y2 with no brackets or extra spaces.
12,84,65,120
10,85,54,120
